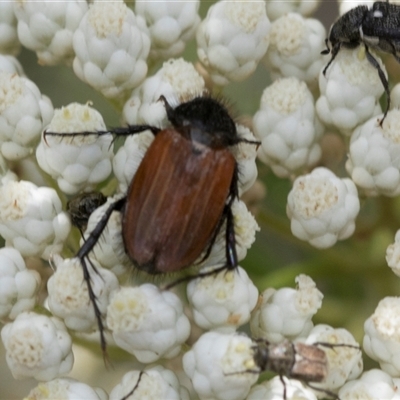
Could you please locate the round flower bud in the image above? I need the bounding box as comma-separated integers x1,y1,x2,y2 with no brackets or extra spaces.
316,47,385,135
247,376,318,400
25,378,107,400
109,366,189,400
73,1,150,99
0,54,25,75
346,109,400,197
187,266,258,332
386,229,400,277
264,13,326,86
196,0,270,86
1,312,73,380
0,180,71,259
183,331,259,400
122,58,205,128
286,167,360,248
36,102,113,195
135,1,200,61
250,274,323,342
363,296,400,376
107,284,190,363
0,247,40,319
338,369,400,400
47,255,119,333
265,0,321,21
14,1,88,65
253,77,324,178
0,2,20,55
305,324,363,393
0,72,54,161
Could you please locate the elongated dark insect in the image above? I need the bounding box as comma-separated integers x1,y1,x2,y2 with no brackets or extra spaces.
322,1,400,125
45,94,259,357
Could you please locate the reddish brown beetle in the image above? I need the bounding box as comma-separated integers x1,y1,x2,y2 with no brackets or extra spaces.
46,94,259,355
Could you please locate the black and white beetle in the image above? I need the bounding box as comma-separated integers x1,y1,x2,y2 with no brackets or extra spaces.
322,1,400,125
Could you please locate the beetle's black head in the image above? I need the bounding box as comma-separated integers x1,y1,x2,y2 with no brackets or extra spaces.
160,95,239,149
253,342,269,371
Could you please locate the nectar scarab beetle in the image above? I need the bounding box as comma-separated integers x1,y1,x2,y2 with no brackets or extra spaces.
45,94,260,356
322,1,400,125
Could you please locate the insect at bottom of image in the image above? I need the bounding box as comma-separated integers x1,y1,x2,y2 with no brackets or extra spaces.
322,0,400,125
45,93,260,359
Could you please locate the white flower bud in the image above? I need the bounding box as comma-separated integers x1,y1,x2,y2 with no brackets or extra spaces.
247,376,318,400
265,13,326,85
0,54,25,75
107,284,190,363
1,312,73,380
0,247,40,319
305,324,363,393
196,0,270,85
0,72,53,161
250,274,323,343
0,180,71,259
135,1,200,61
73,1,150,99
386,229,400,277
36,102,113,195
183,331,258,400
363,296,400,376
25,378,107,400
317,47,385,135
287,167,360,248
338,369,400,400
123,58,205,127
109,366,189,400
346,109,400,197
187,266,258,332
0,2,20,55
265,0,321,21
47,255,119,332
14,1,88,65
253,77,324,178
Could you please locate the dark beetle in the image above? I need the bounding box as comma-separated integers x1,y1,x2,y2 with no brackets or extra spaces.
46,94,259,355
322,1,400,124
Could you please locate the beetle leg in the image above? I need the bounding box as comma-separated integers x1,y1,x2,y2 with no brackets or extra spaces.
364,45,391,125
76,196,126,358
322,42,341,75
120,371,145,400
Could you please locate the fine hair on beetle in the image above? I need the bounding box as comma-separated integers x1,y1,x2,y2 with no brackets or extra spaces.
45,93,260,358
322,0,399,125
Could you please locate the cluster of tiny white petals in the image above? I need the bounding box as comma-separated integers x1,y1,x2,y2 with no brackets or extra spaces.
0,2,20,55
250,274,323,343
264,13,326,85
36,102,113,195
0,180,71,259
47,255,119,332
1,311,73,380
386,229,400,277
287,167,360,248
81,196,130,276
199,199,260,268
305,324,363,392
0,54,25,76
187,266,258,332
196,0,270,86
247,376,318,400
106,284,190,363
109,366,189,400
26,378,107,400
123,58,205,127
363,296,400,375
346,109,400,197
265,0,321,21
183,331,258,400
73,1,150,99
338,369,400,400
253,77,324,178
0,247,40,319
316,48,385,135
0,71,54,160
13,1,88,66
135,1,200,61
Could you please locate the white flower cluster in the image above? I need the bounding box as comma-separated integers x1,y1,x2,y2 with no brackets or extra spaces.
0,2,20,55
265,0,320,21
